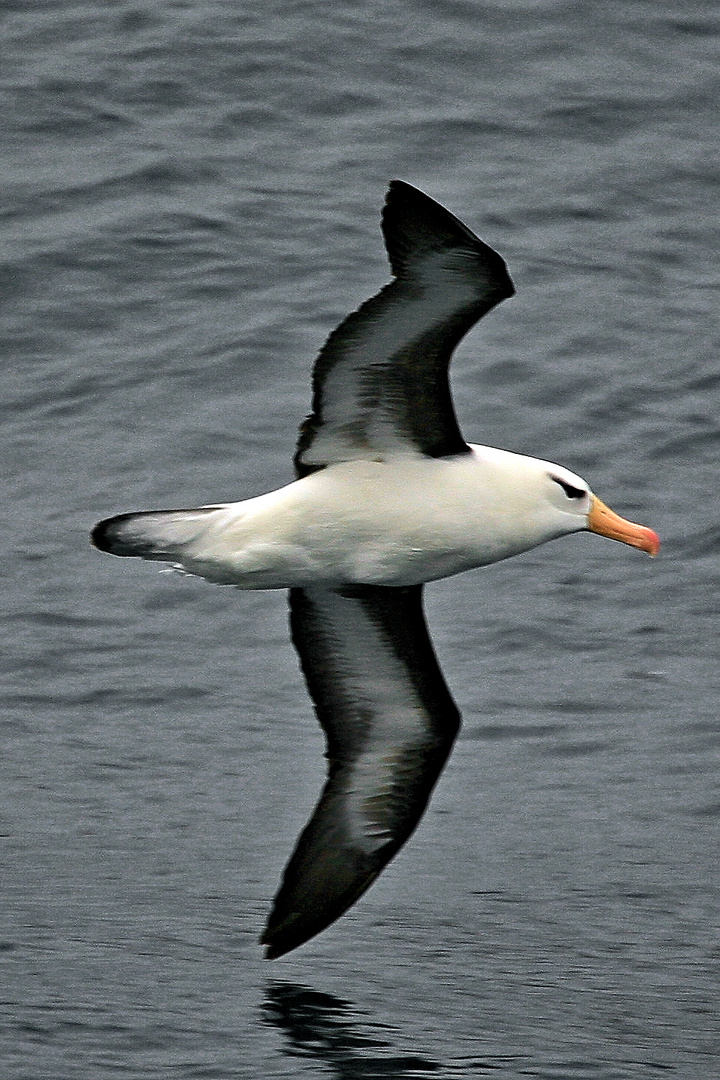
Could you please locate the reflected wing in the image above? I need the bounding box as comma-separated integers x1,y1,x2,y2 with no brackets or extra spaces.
295,180,514,476
261,584,461,959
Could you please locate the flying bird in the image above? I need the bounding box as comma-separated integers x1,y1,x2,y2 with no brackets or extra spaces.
92,181,659,958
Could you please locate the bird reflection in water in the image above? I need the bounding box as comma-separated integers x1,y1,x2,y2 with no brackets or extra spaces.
261,982,442,1078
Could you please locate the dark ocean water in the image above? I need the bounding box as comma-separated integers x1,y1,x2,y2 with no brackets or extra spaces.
2,1,719,1077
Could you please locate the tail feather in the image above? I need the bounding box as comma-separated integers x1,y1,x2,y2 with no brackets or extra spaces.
91,507,223,560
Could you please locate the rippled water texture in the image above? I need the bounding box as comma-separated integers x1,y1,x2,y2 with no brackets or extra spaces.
2,1,719,1077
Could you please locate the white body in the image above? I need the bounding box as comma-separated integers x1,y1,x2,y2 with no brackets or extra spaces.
124,445,590,589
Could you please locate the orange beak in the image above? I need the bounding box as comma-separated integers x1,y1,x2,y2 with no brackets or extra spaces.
587,496,660,557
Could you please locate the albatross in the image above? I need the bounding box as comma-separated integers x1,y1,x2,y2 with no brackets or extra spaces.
91,181,659,959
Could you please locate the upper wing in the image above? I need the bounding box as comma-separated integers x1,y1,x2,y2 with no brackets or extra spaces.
261,584,461,958
294,180,514,476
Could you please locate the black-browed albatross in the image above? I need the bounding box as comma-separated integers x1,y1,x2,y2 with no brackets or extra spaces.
92,181,659,959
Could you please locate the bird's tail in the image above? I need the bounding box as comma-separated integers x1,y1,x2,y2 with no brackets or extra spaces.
90,506,225,561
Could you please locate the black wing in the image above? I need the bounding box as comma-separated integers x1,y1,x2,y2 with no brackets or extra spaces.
294,180,514,476
261,585,461,958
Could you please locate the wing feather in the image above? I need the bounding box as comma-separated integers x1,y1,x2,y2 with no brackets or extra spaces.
261,584,461,958
295,180,514,475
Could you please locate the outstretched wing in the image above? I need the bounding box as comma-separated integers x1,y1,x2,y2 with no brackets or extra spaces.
295,180,514,476
261,584,461,958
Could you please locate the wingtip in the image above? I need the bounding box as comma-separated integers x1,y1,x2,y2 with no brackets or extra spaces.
260,938,284,961
258,849,383,962
386,177,415,196
259,920,307,961
381,180,515,300
261,931,298,961
383,178,430,214
259,918,286,959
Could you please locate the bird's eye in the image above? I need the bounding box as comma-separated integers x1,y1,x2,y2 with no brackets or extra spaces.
552,476,586,500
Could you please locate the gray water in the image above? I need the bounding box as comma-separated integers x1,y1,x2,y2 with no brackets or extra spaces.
2,1,719,1077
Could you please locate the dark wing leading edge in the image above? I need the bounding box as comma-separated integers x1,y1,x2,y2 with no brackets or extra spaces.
294,180,515,476
261,585,461,959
